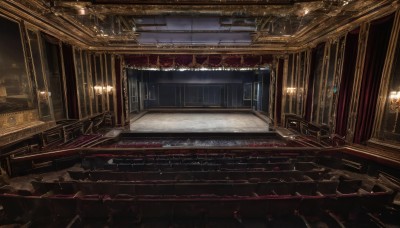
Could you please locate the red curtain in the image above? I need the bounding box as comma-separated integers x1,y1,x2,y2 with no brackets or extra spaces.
223,55,242,67
243,55,260,67
209,55,222,67
335,28,359,137
354,14,395,144
175,55,193,67
125,55,148,67
159,55,174,68
124,54,272,68
62,43,79,119
261,55,273,65
148,55,158,67
195,55,208,66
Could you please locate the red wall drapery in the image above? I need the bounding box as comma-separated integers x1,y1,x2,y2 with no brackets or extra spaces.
353,14,395,144
335,28,359,137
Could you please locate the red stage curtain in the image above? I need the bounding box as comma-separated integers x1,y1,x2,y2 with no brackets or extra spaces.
354,14,395,144
260,55,273,65
243,55,260,67
209,55,222,67
335,28,359,137
159,55,174,68
148,55,158,67
223,55,242,67
195,55,208,66
124,54,273,68
175,55,193,67
125,55,148,68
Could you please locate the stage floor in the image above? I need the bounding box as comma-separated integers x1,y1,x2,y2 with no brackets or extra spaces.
130,112,269,133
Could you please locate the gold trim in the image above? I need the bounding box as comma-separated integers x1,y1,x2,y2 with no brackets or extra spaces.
302,48,311,119
101,53,106,113
331,35,347,134
112,54,118,125
59,42,69,119
0,121,56,147
86,51,93,117
104,54,110,111
273,56,280,127
73,47,82,119
291,53,296,115
268,63,274,122
93,54,99,114
346,23,370,142
23,26,42,119
291,54,297,114
38,27,54,120
281,55,289,125
2,0,399,54
314,42,329,124
0,110,39,130
281,55,289,119
122,56,129,125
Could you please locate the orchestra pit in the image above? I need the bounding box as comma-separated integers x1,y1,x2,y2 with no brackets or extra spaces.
0,0,400,227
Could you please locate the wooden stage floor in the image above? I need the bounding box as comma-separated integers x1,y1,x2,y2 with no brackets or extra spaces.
129,112,269,133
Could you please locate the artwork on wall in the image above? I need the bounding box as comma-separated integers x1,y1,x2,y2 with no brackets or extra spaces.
0,15,34,115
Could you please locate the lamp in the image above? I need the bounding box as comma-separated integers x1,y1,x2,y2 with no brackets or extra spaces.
0,86,6,102
105,85,113,94
94,85,103,95
389,91,400,112
94,85,113,95
388,90,400,133
38,90,50,102
286,87,296,96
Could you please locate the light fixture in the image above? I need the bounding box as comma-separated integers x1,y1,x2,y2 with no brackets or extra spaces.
286,87,297,96
105,85,113,94
77,7,87,16
38,91,50,102
94,85,113,95
94,85,103,95
389,91,400,112
389,90,400,133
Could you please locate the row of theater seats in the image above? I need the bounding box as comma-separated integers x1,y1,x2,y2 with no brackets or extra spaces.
0,152,399,227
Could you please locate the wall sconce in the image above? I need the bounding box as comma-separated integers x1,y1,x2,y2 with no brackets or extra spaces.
94,85,103,95
0,86,6,102
105,85,113,94
286,87,297,96
389,91,400,112
94,85,113,95
389,90,400,133
38,90,50,102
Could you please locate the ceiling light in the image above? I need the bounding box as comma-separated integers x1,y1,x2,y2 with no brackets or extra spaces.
77,7,87,15
304,9,310,15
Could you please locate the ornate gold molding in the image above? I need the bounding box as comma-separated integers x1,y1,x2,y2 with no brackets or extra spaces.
2,0,398,54
346,23,369,142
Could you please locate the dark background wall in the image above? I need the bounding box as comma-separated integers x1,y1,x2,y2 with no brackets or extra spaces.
127,69,269,109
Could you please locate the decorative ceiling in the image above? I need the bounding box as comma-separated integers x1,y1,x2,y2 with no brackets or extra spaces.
2,0,398,53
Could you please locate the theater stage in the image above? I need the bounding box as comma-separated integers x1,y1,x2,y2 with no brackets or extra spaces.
129,111,270,133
